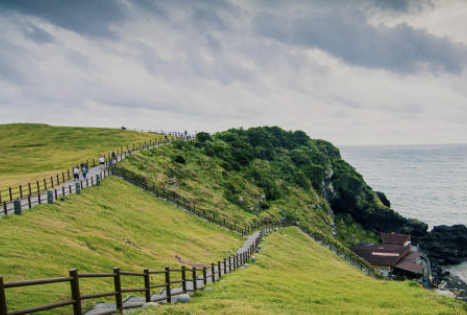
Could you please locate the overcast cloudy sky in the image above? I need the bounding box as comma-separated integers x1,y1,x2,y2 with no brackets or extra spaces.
1,0,466,145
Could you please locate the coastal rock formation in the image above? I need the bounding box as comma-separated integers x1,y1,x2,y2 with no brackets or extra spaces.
416,225,467,265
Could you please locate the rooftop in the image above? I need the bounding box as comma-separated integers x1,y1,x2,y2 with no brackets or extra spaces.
381,232,411,246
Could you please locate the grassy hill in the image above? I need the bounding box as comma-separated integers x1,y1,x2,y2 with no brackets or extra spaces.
0,123,166,188
0,177,243,314
116,127,383,247
135,228,466,315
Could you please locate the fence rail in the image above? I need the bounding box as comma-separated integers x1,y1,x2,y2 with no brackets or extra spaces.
0,224,282,315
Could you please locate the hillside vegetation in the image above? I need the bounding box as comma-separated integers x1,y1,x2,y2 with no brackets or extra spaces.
135,228,466,315
0,123,165,188
117,126,423,246
0,177,243,314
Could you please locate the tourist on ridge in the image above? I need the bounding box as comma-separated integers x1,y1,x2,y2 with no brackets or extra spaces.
81,165,87,180
99,156,105,170
73,166,80,181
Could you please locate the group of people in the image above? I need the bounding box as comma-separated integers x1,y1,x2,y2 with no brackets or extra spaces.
73,163,89,181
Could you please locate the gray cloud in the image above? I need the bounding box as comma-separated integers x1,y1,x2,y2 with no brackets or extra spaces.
254,9,467,74
22,23,54,44
0,0,127,37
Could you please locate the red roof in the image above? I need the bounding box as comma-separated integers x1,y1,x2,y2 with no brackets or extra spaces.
381,232,411,245
350,244,410,266
394,252,423,274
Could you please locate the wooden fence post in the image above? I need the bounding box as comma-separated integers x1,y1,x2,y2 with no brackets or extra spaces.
203,266,207,285
192,268,197,292
36,181,40,197
44,179,47,191
224,258,227,274
2,203,6,216
0,276,7,315
113,267,123,312
218,261,222,278
28,195,32,209
69,269,82,315
181,266,187,293
144,269,151,303
165,266,171,304
19,185,23,199
211,263,215,283
8,187,12,202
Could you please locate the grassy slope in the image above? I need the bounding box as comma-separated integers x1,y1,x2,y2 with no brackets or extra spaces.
117,143,332,235
135,228,466,315
0,123,165,188
0,177,243,314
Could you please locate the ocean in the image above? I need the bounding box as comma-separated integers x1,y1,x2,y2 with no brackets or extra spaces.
339,143,467,281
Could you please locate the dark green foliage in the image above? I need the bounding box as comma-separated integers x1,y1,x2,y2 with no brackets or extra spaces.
196,132,212,143
173,155,186,164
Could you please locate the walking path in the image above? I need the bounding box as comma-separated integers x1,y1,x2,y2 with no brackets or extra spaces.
83,230,269,315
1,142,167,216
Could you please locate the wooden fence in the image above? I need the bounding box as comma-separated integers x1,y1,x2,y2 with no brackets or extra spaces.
113,167,269,236
0,136,178,210
0,224,281,315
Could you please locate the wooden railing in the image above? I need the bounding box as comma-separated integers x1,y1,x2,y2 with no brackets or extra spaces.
113,167,265,236
0,224,282,315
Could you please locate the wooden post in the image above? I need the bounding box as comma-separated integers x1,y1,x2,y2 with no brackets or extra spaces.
67,169,71,180
62,172,66,183
8,187,12,202
44,179,47,191
218,261,222,278
113,267,123,312
181,266,187,293
50,176,54,188
165,266,171,304
36,181,40,197
203,266,207,285
0,276,7,315
0,190,2,204
57,174,60,185
19,185,23,199
144,269,151,303
192,268,197,292
224,258,227,274
38,191,41,205
211,263,215,283
28,195,32,209
62,186,66,199
54,189,58,201
69,269,82,315
2,203,6,216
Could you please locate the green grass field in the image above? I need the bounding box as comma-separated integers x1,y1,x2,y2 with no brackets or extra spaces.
0,123,166,188
134,228,466,315
0,177,243,314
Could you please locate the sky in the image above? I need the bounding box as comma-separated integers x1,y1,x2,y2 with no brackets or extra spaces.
0,0,466,145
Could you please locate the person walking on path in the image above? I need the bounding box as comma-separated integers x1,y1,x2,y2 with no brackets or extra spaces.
73,166,80,181
81,164,87,180
99,156,105,170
